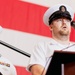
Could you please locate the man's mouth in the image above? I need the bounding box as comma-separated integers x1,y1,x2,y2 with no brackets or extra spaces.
62,26,67,28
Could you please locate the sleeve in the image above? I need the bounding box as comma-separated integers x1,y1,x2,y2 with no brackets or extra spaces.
26,41,46,71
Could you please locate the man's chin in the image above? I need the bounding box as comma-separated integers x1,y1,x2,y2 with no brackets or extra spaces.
59,31,69,36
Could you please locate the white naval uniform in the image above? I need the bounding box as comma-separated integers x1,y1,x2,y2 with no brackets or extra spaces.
0,55,17,75
27,38,75,71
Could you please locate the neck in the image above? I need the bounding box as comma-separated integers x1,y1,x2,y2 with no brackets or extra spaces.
52,35,70,45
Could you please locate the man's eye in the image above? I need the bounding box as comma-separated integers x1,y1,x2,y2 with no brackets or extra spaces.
66,19,70,22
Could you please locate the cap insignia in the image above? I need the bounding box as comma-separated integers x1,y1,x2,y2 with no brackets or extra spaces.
59,5,67,12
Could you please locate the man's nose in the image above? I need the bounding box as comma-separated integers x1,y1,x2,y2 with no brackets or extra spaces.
62,19,66,22
62,19,67,24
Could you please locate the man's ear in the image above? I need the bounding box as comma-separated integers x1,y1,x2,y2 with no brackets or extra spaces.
49,24,53,31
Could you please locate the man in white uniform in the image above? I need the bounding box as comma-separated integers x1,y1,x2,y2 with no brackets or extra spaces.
0,26,17,75
27,4,75,75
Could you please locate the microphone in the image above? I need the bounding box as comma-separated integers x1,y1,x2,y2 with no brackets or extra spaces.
71,21,75,29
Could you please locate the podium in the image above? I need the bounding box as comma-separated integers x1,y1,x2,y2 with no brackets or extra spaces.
46,51,75,75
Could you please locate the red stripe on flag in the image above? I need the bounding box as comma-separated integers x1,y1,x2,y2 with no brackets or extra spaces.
0,0,52,37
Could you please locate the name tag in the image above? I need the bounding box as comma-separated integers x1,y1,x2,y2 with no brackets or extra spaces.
0,61,10,67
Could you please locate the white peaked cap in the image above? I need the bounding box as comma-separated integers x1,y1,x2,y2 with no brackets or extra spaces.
43,4,74,26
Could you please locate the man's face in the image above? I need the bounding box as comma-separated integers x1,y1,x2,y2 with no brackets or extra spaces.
49,18,71,36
